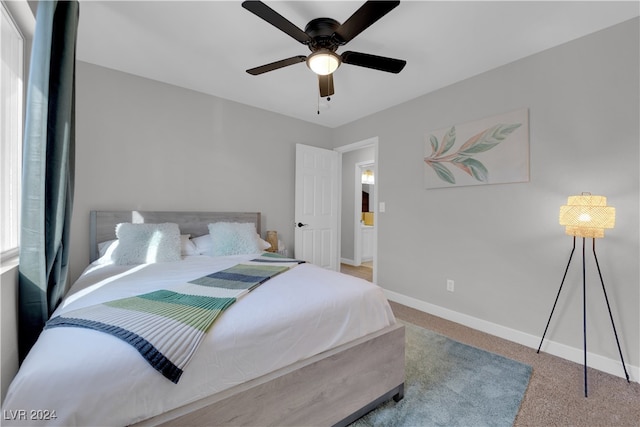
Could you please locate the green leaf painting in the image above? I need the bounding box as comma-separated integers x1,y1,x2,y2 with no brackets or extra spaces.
424,109,528,188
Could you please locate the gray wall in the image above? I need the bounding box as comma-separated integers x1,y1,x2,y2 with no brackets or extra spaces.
71,62,334,282
1,266,18,401
333,19,640,372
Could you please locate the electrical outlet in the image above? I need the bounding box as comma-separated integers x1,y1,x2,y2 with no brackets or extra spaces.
446,279,455,292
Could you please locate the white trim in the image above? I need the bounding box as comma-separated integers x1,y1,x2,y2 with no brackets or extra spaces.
340,258,357,266
334,148,344,273
334,137,378,153
0,253,19,275
1,1,35,39
384,288,639,383
1,2,25,262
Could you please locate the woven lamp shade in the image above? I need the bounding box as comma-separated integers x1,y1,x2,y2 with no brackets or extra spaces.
559,194,615,238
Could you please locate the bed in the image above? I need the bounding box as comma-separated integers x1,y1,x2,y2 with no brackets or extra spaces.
3,211,405,426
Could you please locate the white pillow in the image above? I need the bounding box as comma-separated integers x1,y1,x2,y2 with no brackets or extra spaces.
112,222,181,265
192,234,213,255
257,234,271,250
180,234,199,256
94,239,119,264
208,222,263,256
96,234,195,263
98,239,117,258
192,232,269,256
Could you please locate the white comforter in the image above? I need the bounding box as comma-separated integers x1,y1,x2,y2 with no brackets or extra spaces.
2,255,395,426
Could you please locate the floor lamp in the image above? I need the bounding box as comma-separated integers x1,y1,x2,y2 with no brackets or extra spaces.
537,193,630,397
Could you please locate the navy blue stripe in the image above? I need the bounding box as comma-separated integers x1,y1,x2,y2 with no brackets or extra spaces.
205,271,269,283
250,258,305,264
45,316,183,384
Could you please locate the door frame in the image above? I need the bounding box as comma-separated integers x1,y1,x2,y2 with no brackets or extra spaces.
334,137,379,283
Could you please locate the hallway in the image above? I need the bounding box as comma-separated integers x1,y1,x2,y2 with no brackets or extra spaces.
340,262,373,282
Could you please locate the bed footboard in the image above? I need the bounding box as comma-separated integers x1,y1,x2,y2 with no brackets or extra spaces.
134,323,405,427
333,383,404,427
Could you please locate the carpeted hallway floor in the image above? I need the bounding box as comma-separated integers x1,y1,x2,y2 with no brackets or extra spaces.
339,265,639,426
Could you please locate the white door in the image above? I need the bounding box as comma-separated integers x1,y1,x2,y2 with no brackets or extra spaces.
294,143,339,270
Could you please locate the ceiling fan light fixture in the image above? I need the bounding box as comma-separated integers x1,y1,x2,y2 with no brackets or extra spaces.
307,50,341,75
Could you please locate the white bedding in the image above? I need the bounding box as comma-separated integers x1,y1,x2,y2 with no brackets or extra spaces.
2,254,395,426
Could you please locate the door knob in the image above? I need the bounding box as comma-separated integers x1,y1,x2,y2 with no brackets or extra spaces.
297,222,308,228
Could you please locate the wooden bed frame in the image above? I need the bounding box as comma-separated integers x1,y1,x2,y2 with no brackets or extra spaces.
89,210,405,426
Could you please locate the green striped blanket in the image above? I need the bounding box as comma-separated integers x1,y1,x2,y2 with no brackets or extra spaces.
45,253,304,383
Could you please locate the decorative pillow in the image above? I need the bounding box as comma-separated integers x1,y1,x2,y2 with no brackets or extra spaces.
191,232,269,256
208,222,262,256
180,234,199,256
96,233,195,263
112,222,181,265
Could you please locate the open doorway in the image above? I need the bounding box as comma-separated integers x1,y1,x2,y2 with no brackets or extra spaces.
335,137,378,283
355,161,375,266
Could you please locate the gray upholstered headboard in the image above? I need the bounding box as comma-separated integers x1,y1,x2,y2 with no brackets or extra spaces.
89,211,261,262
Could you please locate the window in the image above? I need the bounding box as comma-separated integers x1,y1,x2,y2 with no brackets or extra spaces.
1,2,24,260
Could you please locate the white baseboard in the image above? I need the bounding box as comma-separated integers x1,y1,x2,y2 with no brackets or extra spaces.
384,289,639,383
340,258,357,266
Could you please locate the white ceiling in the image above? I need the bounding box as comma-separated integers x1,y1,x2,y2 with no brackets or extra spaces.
76,1,639,128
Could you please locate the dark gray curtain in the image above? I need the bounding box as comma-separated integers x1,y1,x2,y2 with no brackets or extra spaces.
18,0,79,362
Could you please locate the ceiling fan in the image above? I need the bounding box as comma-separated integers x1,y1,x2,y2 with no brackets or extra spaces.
242,0,407,98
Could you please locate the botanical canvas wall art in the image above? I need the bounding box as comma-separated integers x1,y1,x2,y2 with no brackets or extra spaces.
424,108,529,189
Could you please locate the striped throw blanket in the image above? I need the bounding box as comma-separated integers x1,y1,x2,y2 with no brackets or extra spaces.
45,253,304,383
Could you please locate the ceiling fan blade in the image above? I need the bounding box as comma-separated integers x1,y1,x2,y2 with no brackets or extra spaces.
242,1,311,44
246,56,307,75
341,51,406,74
319,74,335,98
333,1,400,44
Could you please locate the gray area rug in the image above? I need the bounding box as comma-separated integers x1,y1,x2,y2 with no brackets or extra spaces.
351,321,532,427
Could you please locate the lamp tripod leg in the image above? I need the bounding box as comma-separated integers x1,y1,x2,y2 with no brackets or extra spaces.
582,237,587,398
537,236,576,353
592,239,631,383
